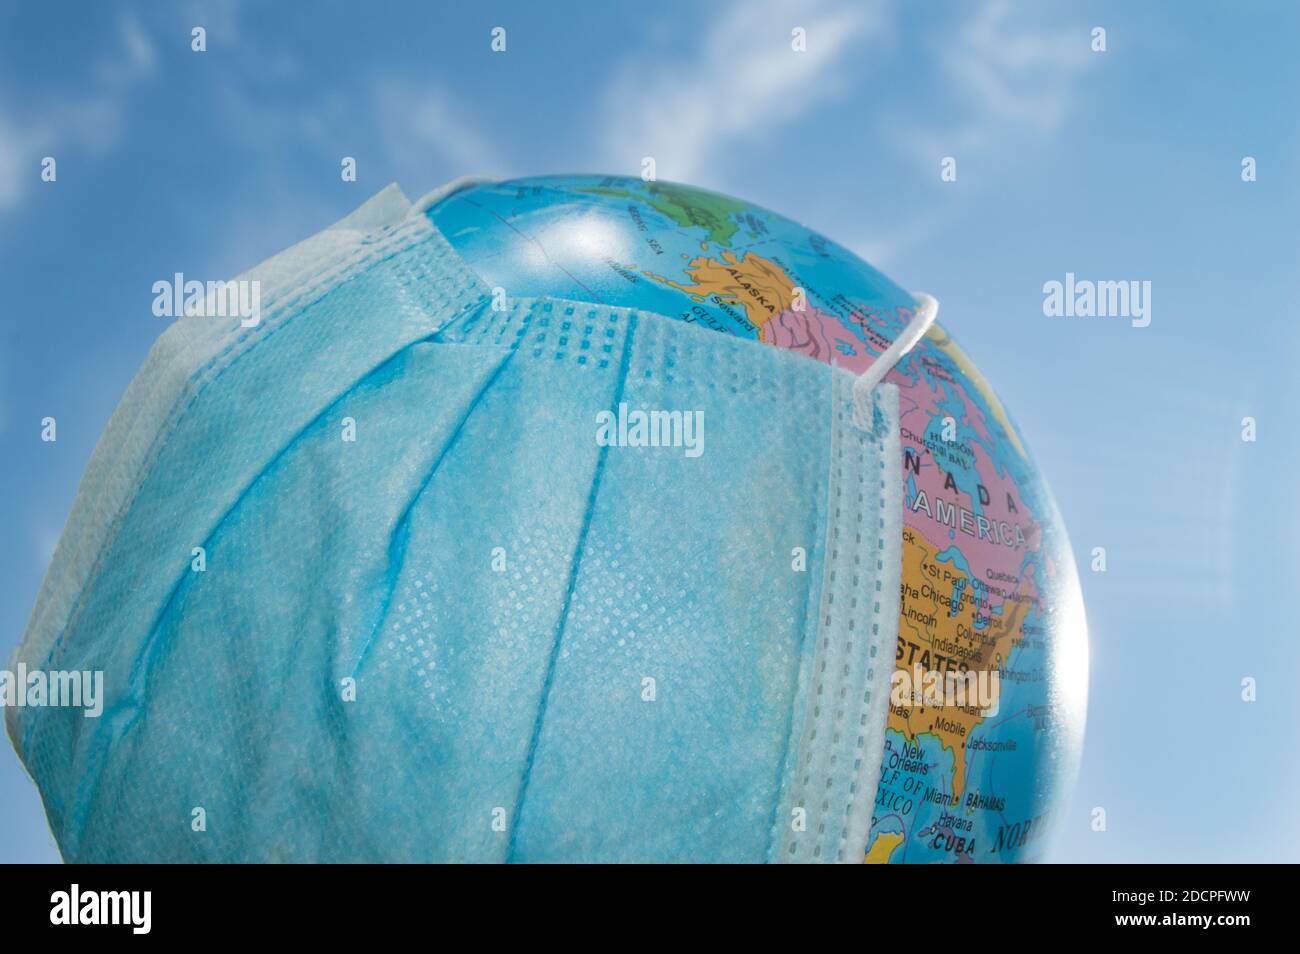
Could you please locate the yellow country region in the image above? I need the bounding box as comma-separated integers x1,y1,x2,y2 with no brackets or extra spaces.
864,831,905,864
890,531,1031,800
646,250,797,334
924,322,1028,460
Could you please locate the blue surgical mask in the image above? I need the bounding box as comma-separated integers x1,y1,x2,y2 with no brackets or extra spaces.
8,181,934,863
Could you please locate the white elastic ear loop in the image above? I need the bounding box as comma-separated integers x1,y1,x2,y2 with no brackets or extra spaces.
852,292,939,424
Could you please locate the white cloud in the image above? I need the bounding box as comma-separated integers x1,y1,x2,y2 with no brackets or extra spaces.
599,0,889,184
373,79,503,176
851,1,1094,272
850,213,941,274
182,0,244,45
94,13,156,88
0,13,156,211
908,0,1092,157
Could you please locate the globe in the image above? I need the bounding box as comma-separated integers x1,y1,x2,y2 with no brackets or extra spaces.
427,175,1088,863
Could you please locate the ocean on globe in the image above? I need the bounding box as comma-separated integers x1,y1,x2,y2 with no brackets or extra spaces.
427,175,1088,863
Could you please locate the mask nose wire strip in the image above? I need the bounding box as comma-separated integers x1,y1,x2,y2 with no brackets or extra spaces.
851,292,939,404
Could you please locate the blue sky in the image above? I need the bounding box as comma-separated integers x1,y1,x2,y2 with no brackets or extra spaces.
2,0,1298,863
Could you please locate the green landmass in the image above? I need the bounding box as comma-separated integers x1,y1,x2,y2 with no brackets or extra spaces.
579,182,746,246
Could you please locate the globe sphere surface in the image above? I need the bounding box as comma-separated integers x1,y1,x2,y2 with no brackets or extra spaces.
427,175,1087,863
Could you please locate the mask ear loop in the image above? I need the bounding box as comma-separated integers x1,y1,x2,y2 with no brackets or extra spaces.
852,292,939,425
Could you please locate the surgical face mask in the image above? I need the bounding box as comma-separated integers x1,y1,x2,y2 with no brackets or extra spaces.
8,181,935,863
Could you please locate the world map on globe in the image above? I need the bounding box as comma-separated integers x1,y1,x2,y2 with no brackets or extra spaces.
427,174,1087,863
